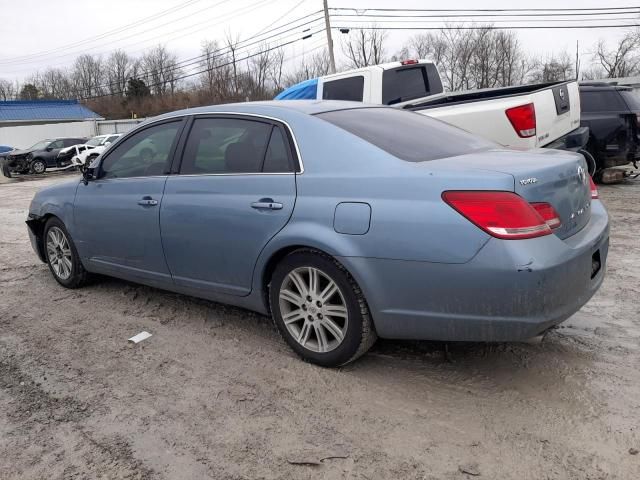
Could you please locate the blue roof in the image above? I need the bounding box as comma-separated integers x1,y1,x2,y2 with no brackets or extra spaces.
274,78,318,100
0,100,102,122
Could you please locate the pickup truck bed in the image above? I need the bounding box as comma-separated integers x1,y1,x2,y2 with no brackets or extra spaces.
401,80,584,150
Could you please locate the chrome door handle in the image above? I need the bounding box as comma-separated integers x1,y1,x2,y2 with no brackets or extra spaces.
251,200,283,210
138,197,158,206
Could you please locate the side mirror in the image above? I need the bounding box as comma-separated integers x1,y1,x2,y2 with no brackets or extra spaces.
45,146,54,152
81,157,100,185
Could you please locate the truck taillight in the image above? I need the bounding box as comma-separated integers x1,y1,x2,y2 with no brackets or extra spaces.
442,191,552,240
400,59,419,65
505,103,536,138
589,176,599,199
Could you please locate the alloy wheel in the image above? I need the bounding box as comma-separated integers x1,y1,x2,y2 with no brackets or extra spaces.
278,266,349,353
46,227,73,280
33,161,45,173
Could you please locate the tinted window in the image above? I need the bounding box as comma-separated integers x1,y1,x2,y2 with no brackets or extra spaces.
322,76,364,102
619,90,640,111
49,140,64,149
181,118,272,174
100,121,180,179
317,108,494,162
580,90,627,112
383,67,429,105
263,127,292,172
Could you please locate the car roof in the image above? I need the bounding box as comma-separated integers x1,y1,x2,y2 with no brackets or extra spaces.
153,100,386,121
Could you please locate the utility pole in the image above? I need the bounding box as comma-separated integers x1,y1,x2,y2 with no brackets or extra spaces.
323,0,336,73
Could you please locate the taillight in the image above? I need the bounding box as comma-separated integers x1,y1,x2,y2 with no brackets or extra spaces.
442,191,552,240
401,59,419,65
531,202,561,229
589,176,599,199
505,103,536,138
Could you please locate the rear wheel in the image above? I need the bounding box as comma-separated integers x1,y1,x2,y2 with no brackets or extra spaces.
30,158,46,174
44,218,89,288
270,250,376,367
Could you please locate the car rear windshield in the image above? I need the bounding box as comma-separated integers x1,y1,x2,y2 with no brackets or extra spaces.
316,107,494,162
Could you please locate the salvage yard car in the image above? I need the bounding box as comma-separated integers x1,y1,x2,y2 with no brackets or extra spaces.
5,137,88,174
26,101,609,367
68,133,123,167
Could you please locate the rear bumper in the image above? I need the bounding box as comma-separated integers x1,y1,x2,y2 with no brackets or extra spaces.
543,126,589,151
339,200,609,341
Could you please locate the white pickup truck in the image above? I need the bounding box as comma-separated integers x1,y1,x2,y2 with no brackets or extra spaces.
275,59,588,154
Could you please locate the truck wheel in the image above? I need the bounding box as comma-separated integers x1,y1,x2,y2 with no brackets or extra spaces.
30,159,46,174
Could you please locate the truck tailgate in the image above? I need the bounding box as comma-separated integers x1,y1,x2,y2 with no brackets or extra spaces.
532,81,581,148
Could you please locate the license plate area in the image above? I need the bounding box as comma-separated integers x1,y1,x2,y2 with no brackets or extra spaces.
591,249,601,279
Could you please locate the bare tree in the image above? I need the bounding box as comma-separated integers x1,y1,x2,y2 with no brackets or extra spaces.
341,27,387,68
0,78,17,100
528,51,574,83
594,34,640,78
106,50,133,95
225,32,241,97
142,45,183,95
72,54,104,98
268,47,286,92
283,49,331,86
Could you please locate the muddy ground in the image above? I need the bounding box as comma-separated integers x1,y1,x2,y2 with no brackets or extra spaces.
0,171,639,479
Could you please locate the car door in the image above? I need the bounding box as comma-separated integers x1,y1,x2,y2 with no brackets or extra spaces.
44,139,65,166
73,118,185,288
161,115,298,296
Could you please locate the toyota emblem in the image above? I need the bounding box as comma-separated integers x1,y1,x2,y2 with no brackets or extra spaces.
577,165,587,184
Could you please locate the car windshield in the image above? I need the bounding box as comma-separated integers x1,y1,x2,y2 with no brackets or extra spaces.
28,140,51,150
85,136,106,146
316,107,495,162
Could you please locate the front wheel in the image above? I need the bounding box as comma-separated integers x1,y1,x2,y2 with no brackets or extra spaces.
30,159,46,174
44,218,89,288
270,250,376,367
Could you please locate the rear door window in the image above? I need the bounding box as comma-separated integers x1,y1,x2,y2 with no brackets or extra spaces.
317,107,494,162
322,76,364,102
619,90,640,111
580,90,628,112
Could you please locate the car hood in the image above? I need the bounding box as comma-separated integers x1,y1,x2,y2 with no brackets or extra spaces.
9,148,34,156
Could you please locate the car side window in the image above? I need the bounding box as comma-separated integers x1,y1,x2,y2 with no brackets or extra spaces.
263,127,293,173
180,118,273,174
99,121,181,180
322,76,364,102
49,140,64,149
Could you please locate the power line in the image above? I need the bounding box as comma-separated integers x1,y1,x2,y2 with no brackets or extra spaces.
81,30,324,100
331,16,640,24
330,10,640,18
79,14,325,94
331,6,640,13
0,0,206,63
0,0,273,68
334,23,640,30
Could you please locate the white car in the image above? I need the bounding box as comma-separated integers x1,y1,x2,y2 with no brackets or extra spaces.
71,134,122,167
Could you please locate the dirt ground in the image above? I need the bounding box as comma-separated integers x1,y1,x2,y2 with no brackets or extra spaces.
0,171,639,480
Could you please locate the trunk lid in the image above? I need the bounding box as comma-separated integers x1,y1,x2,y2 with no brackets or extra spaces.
433,149,592,239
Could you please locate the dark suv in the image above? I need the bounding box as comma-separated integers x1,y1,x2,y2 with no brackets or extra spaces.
5,137,88,174
580,83,640,179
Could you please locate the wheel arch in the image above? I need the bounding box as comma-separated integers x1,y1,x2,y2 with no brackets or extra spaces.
26,213,59,262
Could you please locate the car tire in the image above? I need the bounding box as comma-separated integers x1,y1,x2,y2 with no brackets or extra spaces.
43,217,89,289
269,249,377,367
30,158,46,174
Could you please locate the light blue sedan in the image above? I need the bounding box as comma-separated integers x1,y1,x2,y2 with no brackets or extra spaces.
26,101,609,366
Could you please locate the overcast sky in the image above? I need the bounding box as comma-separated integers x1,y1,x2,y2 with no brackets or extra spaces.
0,0,634,82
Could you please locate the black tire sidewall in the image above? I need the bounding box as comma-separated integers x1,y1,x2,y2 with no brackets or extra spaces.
270,251,365,367
43,218,84,288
